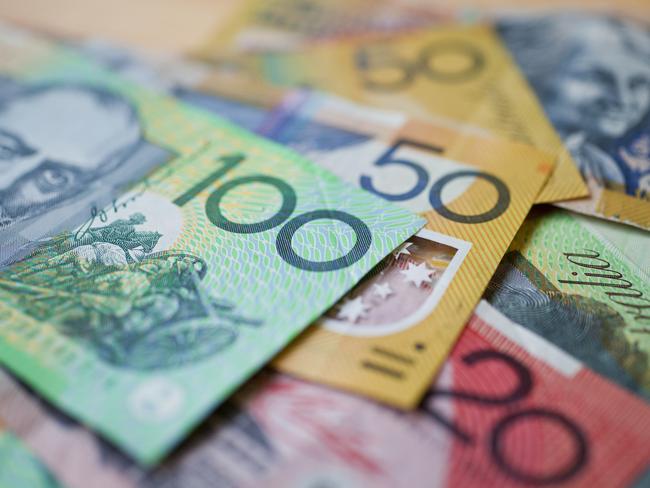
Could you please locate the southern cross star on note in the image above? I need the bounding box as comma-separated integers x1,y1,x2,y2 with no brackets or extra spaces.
336,296,370,323
400,262,433,288
372,282,393,300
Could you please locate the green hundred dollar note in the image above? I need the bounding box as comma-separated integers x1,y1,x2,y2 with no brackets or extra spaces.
0,27,423,465
486,208,650,401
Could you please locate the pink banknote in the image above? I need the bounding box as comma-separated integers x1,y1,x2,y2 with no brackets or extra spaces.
1,301,648,487
254,301,650,487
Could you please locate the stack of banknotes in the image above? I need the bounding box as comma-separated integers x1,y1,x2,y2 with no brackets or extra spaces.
0,0,648,486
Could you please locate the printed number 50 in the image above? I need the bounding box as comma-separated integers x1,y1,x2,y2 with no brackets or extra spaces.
360,139,510,224
356,40,485,92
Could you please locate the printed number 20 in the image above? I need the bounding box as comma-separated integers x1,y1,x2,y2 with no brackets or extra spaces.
422,349,588,484
174,153,372,272
360,139,510,224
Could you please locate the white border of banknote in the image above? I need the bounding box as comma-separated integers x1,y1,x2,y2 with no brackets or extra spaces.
475,300,582,377
321,228,471,337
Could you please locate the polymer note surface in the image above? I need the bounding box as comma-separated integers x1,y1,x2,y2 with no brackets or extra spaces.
0,28,423,464
259,302,650,488
68,38,284,134
199,0,455,53
197,24,587,204
4,302,649,488
485,207,650,401
0,426,63,488
259,92,553,407
499,14,650,229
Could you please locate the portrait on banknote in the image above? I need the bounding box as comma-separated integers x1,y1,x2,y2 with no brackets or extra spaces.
0,77,172,254
498,15,650,201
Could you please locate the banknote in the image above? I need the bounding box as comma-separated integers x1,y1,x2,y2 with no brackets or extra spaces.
0,25,289,264
0,28,424,464
485,207,650,401
67,38,286,134
196,24,588,205
0,301,650,488
0,29,167,266
4,301,650,488
577,210,650,274
407,0,650,21
0,365,290,488
198,0,456,54
249,91,552,407
0,423,63,488
497,14,650,229
259,302,650,488
0,369,143,488
201,0,650,57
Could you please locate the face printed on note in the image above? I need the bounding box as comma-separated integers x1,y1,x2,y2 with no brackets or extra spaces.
0,83,142,227
550,40,650,141
499,15,650,199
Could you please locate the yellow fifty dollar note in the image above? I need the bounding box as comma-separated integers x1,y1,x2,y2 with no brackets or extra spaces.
197,24,587,204
259,92,554,407
202,0,455,53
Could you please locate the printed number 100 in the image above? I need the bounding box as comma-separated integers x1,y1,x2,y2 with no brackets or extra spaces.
173,153,372,272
